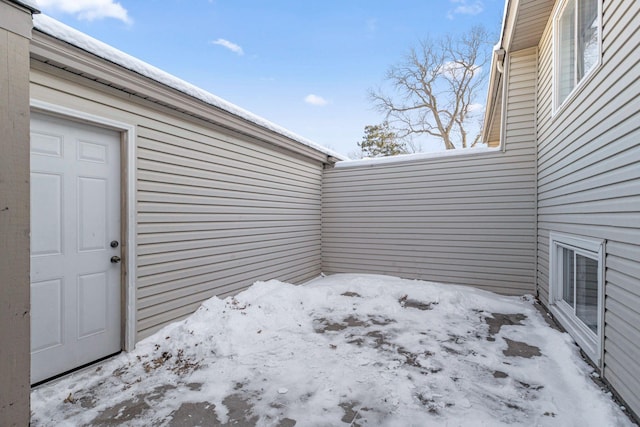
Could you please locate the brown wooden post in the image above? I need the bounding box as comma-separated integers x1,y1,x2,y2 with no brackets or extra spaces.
0,1,37,425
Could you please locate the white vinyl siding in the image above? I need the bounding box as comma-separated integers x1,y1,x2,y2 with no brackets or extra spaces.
537,0,640,416
30,49,324,340
135,126,323,337
322,154,535,294
322,49,538,296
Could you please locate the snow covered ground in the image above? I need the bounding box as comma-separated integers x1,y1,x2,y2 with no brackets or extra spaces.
31,274,633,426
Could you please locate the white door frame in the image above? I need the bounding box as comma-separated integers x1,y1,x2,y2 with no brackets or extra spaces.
31,99,137,351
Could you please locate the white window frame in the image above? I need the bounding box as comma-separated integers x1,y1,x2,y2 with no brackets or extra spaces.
549,232,605,367
553,0,603,114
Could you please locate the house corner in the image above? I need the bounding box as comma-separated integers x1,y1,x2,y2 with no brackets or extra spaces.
0,0,37,425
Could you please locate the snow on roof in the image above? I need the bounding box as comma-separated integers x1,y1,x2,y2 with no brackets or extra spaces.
32,14,346,161
335,146,499,168
16,0,39,9
11,0,39,12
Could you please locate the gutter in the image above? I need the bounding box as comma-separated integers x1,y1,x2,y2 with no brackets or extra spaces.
480,45,506,145
480,0,515,146
10,0,39,13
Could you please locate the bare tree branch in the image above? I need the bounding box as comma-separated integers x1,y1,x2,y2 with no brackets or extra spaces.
370,25,491,150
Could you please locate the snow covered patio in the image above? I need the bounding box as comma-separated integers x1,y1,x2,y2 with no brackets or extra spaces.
31,274,632,426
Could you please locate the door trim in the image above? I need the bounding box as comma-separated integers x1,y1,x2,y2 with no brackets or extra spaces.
31,99,137,351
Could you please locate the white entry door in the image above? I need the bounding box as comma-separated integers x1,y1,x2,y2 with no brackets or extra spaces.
30,113,122,384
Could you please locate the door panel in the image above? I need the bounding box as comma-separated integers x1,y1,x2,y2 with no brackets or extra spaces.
77,271,109,339
30,113,122,384
78,177,107,252
30,172,63,256
30,278,63,353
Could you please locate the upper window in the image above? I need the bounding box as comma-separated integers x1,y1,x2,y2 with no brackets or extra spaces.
549,233,604,366
554,0,601,109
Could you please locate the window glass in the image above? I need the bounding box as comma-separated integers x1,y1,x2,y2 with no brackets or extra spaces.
576,254,598,333
579,0,599,78
558,1,576,103
556,0,600,107
562,247,575,306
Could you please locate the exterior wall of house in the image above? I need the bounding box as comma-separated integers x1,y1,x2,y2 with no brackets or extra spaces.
322,49,538,296
29,35,326,340
536,0,640,416
0,2,33,425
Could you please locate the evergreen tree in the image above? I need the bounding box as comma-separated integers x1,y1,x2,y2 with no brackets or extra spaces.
357,122,407,158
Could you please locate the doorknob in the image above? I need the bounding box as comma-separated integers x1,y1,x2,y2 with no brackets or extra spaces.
110,256,121,263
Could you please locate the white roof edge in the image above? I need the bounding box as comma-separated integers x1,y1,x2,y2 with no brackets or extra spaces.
498,0,512,51
480,0,511,144
32,14,347,161
481,49,503,144
334,146,500,168
12,0,39,12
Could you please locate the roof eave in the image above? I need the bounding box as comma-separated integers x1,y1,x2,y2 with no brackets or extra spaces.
481,0,556,146
481,47,505,146
31,14,346,163
481,0,512,145
9,0,39,13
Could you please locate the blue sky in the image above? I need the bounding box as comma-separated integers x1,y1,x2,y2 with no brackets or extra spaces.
35,0,505,157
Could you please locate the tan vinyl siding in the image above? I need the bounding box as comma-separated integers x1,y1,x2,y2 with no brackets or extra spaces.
136,125,322,338
0,3,32,423
322,50,537,296
30,54,324,340
536,0,640,417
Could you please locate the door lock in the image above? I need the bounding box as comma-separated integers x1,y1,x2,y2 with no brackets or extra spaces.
110,240,119,248
110,256,121,264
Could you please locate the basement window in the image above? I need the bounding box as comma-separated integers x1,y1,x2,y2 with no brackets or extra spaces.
554,0,601,110
549,233,604,366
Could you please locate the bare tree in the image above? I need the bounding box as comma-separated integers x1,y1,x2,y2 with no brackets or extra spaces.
370,25,491,150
